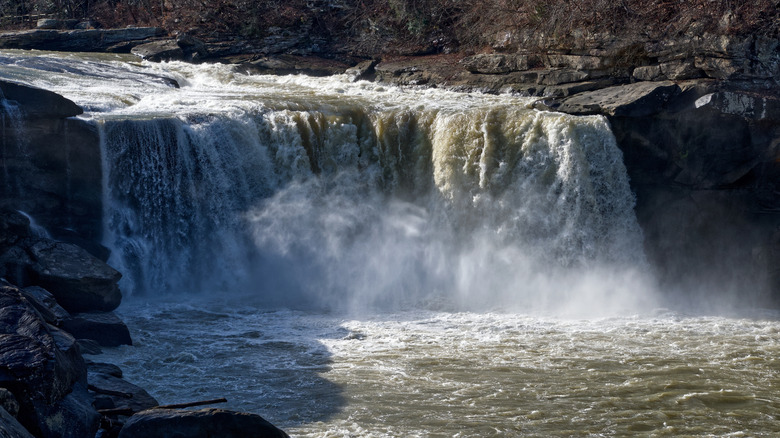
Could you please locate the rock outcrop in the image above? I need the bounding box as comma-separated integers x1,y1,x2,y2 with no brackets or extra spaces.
0,27,164,52
1,80,103,246
0,283,99,438
117,408,290,438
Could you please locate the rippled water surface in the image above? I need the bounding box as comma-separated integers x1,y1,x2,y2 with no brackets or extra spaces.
95,299,780,437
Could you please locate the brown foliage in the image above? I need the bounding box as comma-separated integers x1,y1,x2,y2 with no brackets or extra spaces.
1,0,777,52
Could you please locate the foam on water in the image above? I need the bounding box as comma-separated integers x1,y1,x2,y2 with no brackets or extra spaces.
99,299,780,437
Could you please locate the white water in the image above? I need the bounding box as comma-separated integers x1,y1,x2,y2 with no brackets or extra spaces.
2,50,778,436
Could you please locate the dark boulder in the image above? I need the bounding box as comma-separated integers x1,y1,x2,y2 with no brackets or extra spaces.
75,339,102,355
1,84,102,243
117,408,290,438
0,388,19,417
239,55,350,76
0,80,82,119
20,286,70,326
27,240,122,313
86,361,123,378
131,40,185,62
0,406,34,438
62,312,132,347
87,372,157,414
0,284,100,438
0,210,31,252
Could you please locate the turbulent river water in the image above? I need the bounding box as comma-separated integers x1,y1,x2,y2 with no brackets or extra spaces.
2,50,779,436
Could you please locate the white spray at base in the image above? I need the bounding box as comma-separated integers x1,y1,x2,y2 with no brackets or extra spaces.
0,52,655,315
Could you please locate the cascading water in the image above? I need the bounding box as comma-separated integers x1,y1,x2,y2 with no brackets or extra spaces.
2,50,778,437
97,82,650,312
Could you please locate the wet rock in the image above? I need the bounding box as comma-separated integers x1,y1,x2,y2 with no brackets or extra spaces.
0,210,31,251
131,40,185,62
0,284,98,437
31,382,99,438
62,312,132,347
0,406,34,438
346,59,378,81
87,372,157,414
0,388,19,418
76,339,103,355
86,362,123,378
0,85,102,242
117,408,290,438
20,286,70,326
27,240,122,313
0,80,82,119
240,55,349,76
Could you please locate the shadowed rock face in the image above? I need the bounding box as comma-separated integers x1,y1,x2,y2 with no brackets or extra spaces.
542,80,780,304
0,284,100,438
1,80,103,245
27,240,122,313
118,408,290,438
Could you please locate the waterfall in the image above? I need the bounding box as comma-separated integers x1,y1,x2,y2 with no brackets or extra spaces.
0,52,651,312
98,88,648,312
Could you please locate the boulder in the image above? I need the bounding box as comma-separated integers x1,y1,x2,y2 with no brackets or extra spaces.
240,55,349,76
0,210,31,252
0,388,19,417
27,240,122,313
87,372,157,414
459,53,529,74
345,59,378,81
131,40,185,62
30,383,100,438
0,406,33,438
117,408,290,438
0,284,98,438
75,339,102,355
0,81,82,119
551,81,680,117
86,361,123,378
62,312,132,347
20,286,70,326
1,85,102,242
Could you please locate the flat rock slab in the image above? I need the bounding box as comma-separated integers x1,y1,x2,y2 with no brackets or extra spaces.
118,408,289,438
28,241,122,313
87,372,157,414
62,312,132,347
552,81,681,117
0,28,164,52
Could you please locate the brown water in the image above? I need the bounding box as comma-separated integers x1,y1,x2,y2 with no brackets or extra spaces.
96,302,780,437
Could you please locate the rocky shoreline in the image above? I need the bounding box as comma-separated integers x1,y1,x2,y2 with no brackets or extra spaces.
0,209,289,437
0,74,289,436
0,21,779,436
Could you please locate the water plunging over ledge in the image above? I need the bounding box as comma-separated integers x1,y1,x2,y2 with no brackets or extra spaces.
1,50,778,436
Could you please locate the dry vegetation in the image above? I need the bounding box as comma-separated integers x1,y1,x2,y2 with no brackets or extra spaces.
1,0,777,53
